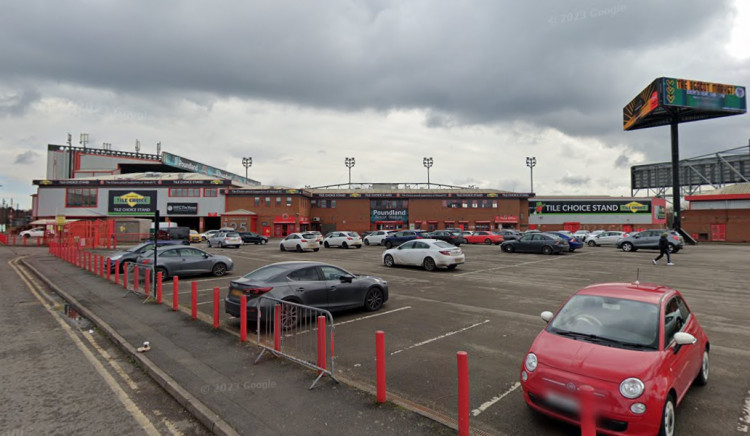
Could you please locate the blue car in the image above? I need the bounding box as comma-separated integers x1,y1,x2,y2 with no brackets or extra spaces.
544,231,583,252
383,230,428,249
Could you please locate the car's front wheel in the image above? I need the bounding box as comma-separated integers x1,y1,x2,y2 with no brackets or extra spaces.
503,244,515,253
280,244,286,251
212,263,227,277
260,239,267,245
383,254,395,267
324,241,330,248
658,394,676,436
695,349,709,386
587,240,597,247
364,239,370,246
621,242,634,252
669,244,679,253
364,287,384,311
155,266,168,280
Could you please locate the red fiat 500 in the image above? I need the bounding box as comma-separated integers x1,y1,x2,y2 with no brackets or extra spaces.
520,283,709,436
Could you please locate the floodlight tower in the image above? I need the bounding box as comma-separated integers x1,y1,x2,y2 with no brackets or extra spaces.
345,157,356,188
423,157,433,188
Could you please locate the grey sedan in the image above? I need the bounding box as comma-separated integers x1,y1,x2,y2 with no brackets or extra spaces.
134,246,233,279
224,261,389,321
500,233,569,255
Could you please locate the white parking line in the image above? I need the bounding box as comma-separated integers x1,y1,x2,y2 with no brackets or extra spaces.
739,389,750,432
336,306,412,326
390,320,490,356
472,382,521,416
455,252,597,276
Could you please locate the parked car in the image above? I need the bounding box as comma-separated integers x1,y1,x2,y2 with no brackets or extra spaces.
545,231,583,252
494,229,522,241
587,231,628,247
363,230,394,246
521,282,709,436
134,245,233,279
383,230,428,249
382,239,465,271
464,230,504,245
323,231,363,249
189,230,202,243
207,231,243,248
616,230,683,253
155,226,191,244
279,232,321,252
424,230,466,246
19,227,50,238
107,240,183,272
572,230,590,241
225,261,389,322
238,231,268,245
584,229,606,242
305,231,324,244
501,233,569,255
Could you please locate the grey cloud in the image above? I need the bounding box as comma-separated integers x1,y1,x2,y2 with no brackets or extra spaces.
560,175,591,186
0,87,40,116
14,150,38,164
614,154,630,168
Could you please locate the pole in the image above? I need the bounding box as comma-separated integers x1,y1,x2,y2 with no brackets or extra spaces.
376,331,386,403
670,120,681,232
457,351,470,436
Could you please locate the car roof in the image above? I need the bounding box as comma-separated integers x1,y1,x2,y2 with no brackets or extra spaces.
576,282,676,305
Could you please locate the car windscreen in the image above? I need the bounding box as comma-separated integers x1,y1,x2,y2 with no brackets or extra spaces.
547,295,659,350
242,264,293,281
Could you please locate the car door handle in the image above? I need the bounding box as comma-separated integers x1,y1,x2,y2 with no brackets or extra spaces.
295,287,305,292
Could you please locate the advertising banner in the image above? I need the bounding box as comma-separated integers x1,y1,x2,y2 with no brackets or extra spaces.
530,199,651,216
166,203,198,215
661,77,746,112
371,209,408,223
108,190,157,216
162,151,260,186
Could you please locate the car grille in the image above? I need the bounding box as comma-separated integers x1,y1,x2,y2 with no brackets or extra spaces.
527,392,628,432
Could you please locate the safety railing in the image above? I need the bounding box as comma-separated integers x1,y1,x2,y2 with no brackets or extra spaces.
254,296,337,389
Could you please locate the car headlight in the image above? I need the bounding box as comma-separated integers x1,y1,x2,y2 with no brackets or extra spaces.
524,353,538,372
619,378,644,399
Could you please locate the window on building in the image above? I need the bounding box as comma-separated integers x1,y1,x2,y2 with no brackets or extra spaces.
330,200,336,208
169,188,201,197
66,188,98,207
254,197,260,207
203,188,218,197
286,197,292,207
320,199,327,208
265,197,270,206
276,197,281,206
492,200,498,208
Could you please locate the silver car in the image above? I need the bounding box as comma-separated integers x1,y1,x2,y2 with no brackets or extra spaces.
134,245,233,279
587,231,628,247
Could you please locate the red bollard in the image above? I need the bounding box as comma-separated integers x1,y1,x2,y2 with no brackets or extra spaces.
106,258,111,281
376,331,386,403
240,295,247,342
100,256,105,277
212,287,220,329
579,385,596,436
156,272,163,304
274,304,281,351
191,282,198,319
317,316,327,372
123,266,128,289
115,261,120,284
144,269,151,297
457,351,470,436
134,266,139,292
172,276,179,311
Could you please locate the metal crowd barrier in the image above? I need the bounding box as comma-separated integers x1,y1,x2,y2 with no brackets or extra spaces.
254,296,337,389
124,262,155,299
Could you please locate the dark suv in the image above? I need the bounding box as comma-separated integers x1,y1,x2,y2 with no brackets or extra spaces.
383,230,428,248
238,231,269,245
616,229,684,253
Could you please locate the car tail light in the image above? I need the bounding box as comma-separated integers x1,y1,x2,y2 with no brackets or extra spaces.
415,235,422,239
243,286,273,295
439,250,452,255
571,238,577,242
347,237,353,240
300,239,307,242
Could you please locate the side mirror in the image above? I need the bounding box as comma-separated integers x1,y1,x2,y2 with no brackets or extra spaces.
203,253,210,258
340,275,354,283
541,311,554,323
673,332,696,345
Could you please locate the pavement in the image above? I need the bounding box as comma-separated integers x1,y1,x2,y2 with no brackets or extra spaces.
17,248,454,436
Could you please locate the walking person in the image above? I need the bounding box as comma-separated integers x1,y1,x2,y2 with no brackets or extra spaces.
652,232,674,265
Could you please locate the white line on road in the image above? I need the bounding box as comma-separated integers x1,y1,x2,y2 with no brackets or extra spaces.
336,306,412,326
738,389,750,432
472,382,521,417
456,251,598,276
390,320,490,356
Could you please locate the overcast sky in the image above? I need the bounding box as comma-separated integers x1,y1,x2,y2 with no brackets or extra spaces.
1,0,749,209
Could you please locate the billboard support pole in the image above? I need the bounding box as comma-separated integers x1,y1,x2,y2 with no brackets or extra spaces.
670,118,681,232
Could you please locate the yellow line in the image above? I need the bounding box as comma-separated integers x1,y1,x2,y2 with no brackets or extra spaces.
10,258,160,436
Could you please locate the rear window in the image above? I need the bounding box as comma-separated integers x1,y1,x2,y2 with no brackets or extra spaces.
346,232,360,237
226,232,240,237
301,233,317,239
242,264,290,281
434,241,455,249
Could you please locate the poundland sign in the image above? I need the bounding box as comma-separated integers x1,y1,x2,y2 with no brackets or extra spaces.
371,209,408,223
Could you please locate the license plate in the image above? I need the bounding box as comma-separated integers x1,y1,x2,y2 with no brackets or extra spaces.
545,391,579,413
229,289,244,298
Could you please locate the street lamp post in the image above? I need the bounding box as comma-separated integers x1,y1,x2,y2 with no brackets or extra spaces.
242,157,253,181
423,157,433,188
525,157,537,193
345,157,355,188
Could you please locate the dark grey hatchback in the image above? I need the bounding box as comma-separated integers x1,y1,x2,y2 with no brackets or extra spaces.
225,261,389,320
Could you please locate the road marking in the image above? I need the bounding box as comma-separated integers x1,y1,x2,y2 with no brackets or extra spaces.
10,258,161,436
739,389,750,432
336,306,412,326
456,251,598,276
390,320,490,355
80,330,140,391
472,382,521,416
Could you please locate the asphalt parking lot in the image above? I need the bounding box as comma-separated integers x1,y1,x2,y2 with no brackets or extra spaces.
107,240,750,435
